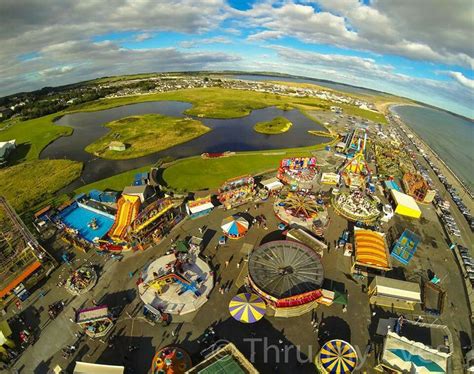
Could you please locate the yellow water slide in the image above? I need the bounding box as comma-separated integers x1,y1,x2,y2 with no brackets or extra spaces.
109,194,141,241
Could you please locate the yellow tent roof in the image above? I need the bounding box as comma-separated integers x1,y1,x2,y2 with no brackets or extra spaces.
390,189,421,219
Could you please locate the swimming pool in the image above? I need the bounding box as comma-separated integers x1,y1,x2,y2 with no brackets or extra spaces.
59,202,115,243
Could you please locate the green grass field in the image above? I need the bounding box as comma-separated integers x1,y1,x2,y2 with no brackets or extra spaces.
0,85,385,213
85,114,210,159
75,165,151,194
0,159,82,213
0,114,72,162
254,116,293,134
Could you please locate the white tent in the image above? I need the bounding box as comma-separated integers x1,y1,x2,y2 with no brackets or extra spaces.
74,362,125,374
261,177,283,191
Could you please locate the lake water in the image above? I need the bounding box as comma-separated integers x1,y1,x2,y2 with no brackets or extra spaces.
393,105,474,190
40,101,328,189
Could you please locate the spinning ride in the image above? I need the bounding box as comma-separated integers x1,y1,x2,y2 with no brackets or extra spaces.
151,346,192,374
340,150,371,188
274,192,326,229
332,191,380,223
65,265,97,295
248,240,324,312
138,251,213,315
277,157,318,190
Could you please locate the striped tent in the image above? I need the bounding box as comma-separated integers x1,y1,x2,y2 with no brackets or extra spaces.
228,293,266,323
317,339,358,374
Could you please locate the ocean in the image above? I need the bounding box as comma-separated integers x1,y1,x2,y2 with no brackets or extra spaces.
392,105,474,191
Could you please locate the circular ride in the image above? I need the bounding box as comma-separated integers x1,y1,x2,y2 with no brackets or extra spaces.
332,190,380,223
65,265,97,295
221,215,249,239
138,251,213,316
248,240,324,312
316,339,358,374
151,346,192,374
274,191,326,229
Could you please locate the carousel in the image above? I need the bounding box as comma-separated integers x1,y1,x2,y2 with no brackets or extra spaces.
248,240,324,315
316,339,358,374
65,265,98,295
221,216,249,239
332,190,380,223
151,346,192,374
274,191,327,229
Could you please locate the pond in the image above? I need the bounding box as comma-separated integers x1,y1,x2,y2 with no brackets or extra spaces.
40,101,329,189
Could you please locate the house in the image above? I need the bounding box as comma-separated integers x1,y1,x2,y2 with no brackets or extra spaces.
108,141,126,152
122,185,153,203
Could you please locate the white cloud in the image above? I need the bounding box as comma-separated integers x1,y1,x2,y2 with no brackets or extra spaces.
179,36,232,49
135,33,153,42
449,71,474,89
247,30,284,42
237,1,474,68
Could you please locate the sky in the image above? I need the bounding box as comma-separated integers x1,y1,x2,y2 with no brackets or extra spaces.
1,0,473,117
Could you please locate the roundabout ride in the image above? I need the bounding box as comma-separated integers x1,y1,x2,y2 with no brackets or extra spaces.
64,265,98,295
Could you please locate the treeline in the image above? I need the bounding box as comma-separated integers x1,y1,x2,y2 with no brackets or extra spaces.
1,80,160,121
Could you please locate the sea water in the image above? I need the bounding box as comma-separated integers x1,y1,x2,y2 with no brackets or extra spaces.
393,105,474,191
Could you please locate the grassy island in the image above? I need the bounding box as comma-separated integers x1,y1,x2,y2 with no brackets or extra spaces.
254,116,293,134
85,114,211,160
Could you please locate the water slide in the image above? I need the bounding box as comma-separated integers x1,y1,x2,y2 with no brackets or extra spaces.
109,194,141,241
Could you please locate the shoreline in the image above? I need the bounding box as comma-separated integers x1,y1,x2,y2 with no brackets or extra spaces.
388,105,473,202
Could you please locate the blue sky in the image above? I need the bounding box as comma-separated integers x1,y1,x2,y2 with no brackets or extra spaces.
1,0,473,117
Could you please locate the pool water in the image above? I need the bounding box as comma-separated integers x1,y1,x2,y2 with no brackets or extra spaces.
59,203,115,243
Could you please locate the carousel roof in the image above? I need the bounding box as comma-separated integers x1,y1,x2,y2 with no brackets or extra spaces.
248,240,324,299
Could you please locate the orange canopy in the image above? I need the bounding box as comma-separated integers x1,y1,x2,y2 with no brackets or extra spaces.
354,229,391,270
0,260,41,298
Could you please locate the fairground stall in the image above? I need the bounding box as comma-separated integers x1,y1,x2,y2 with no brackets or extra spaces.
352,228,391,276
248,240,324,317
65,265,97,295
315,339,358,374
368,276,421,311
277,157,318,190
129,197,185,250
218,175,255,210
185,196,214,220
259,177,284,199
75,306,114,338
332,190,380,224
138,249,213,316
402,172,436,203
151,346,192,374
274,191,328,230
320,172,340,186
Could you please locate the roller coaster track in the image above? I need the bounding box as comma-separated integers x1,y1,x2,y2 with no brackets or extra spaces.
0,196,56,264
